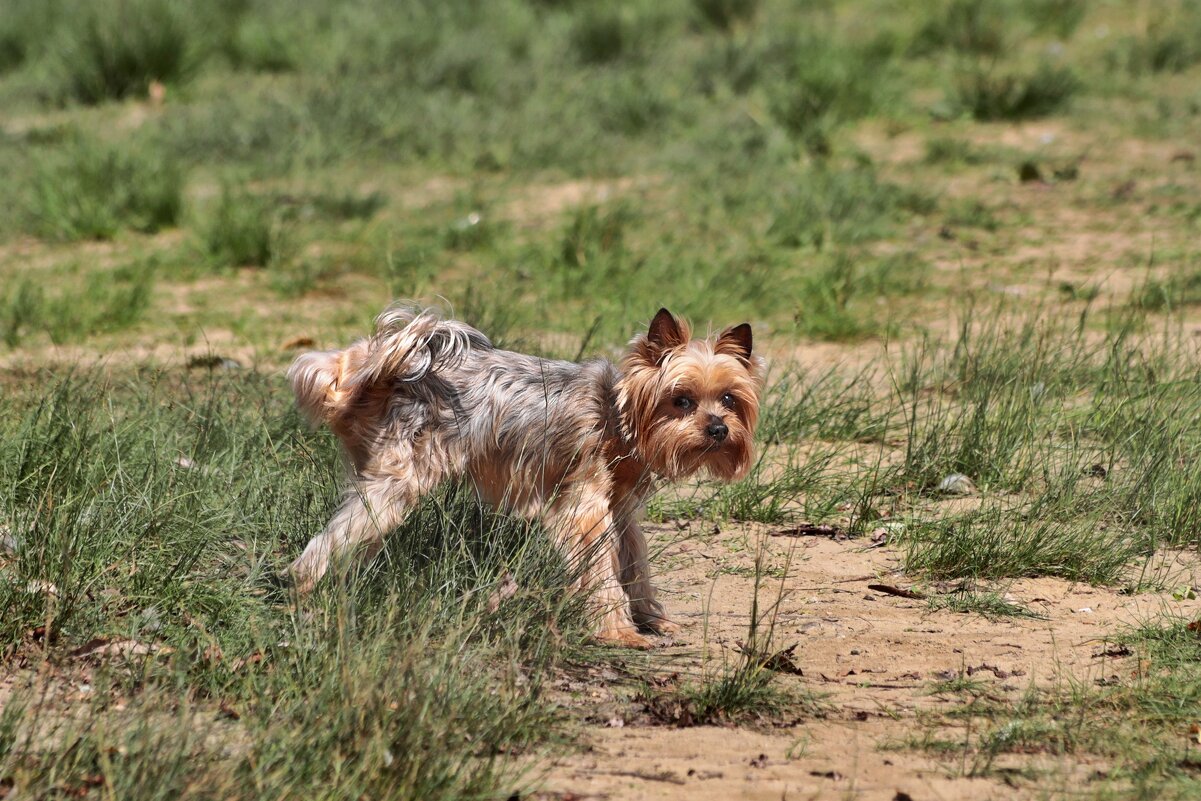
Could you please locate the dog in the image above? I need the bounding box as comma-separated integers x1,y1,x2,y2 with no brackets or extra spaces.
287,304,763,648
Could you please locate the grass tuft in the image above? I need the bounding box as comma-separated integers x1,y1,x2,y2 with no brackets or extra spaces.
952,61,1078,121
692,0,760,33
50,0,200,104
0,265,155,348
201,186,288,269
765,35,882,154
570,9,631,65
909,0,1008,57
26,139,183,242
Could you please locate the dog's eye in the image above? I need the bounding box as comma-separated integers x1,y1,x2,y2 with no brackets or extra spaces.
720,392,736,409
673,396,694,411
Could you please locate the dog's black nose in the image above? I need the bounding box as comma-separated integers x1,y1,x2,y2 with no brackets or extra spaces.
706,418,728,442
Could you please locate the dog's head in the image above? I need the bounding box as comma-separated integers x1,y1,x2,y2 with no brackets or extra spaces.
618,308,763,481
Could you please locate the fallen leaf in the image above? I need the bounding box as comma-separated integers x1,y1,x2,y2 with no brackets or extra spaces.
282,336,316,350
937,473,976,495
1092,644,1132,659
735,641,804,676
71,638,171,661
28,625,56,644
231,651,264,672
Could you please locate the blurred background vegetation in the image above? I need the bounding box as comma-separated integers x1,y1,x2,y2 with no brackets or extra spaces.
0,0,1198,356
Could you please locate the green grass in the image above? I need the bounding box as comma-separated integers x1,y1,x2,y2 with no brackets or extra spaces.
50,0,203,104
641,550,816,725
951,61,1079,121
0,372,592,800
25,138,183,242
905,617,1201,797
1,264,155,347
1106,2,1201,76
1135,269,1201,312
926,589,1044,619
200,186,289,269
2,0,1201,795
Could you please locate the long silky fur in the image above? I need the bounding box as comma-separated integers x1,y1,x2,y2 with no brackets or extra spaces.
285,303,763,648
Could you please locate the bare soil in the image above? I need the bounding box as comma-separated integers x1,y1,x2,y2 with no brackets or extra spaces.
536,522,1201,800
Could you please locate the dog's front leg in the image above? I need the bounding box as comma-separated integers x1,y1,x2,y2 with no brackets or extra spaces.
546,485,650,649
616,513,678,635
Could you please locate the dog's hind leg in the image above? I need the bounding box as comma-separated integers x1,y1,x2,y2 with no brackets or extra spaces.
288,479,414,592
289,438,451,592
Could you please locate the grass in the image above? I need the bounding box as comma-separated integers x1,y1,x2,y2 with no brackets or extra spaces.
926,589,1045,620
641,547,816,725
1106,2,1201,76
2,0,1201,796
25,138,183,242
0,372,591,800
904,616,1201,796
1,264,154,347
692,0,761,33
951,61,1079,121
200,187,288,269
50,0,202,104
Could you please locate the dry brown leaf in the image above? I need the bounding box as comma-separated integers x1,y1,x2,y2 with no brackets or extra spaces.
735,641,804,676
71,638,171,661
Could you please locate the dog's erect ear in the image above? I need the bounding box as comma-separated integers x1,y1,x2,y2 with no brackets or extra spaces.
647,308,687,351
715,323,753,362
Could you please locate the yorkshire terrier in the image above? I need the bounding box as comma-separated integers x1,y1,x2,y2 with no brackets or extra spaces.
287,304,763,648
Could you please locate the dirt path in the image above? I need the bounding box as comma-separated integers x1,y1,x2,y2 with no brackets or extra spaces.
537,523,1201,800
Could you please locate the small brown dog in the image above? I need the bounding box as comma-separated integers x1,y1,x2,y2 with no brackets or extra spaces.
288,304,763,647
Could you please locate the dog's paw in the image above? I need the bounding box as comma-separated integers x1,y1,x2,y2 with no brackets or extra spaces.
645,616,680,636
595,626,654,650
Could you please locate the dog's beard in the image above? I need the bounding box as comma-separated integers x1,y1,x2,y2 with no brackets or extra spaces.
633,416,756,481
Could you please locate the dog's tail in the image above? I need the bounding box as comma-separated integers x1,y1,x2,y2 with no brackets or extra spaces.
287,304,492,426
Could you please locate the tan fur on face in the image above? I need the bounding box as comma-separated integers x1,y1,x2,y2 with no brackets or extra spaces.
617,317,764,481
287,304,763,648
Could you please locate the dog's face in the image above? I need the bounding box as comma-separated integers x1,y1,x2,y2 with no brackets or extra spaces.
619,308,763,481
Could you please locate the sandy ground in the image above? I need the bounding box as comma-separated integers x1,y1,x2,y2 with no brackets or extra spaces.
535,521,1201,801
